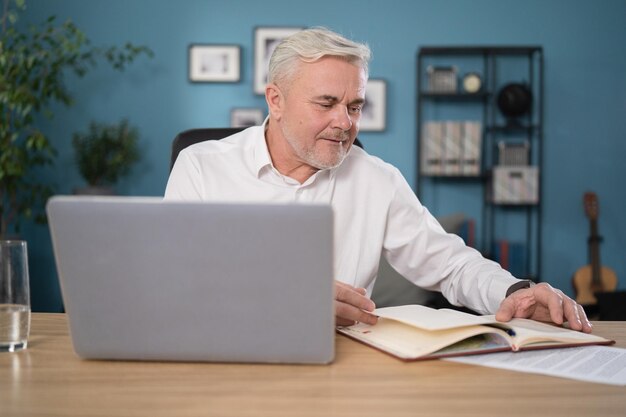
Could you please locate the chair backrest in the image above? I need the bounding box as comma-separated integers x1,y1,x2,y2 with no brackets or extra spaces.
170,127,364,172
170,127,245,172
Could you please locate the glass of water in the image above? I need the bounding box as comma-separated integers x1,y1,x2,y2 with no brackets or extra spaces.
0,240,31,352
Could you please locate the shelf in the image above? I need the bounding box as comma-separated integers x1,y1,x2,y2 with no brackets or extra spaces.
419,91,491,101
489,202,540,208
420,173,484,180
416,45,543,282
486,124,539,133
419,46,542,56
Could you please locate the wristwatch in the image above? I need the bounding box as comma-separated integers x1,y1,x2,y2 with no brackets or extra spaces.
505,280,535,298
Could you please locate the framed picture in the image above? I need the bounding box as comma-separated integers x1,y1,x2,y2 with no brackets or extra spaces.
360,79,387,132
230,108,266,128
254,27,303,94
189,44,240,82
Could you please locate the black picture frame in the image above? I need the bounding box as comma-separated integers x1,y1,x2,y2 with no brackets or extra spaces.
188,44,241,83
253,27,303,94
360,79,387,132
230,108,265,128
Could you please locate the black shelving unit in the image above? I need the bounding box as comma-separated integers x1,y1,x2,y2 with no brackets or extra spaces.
416,46,544,281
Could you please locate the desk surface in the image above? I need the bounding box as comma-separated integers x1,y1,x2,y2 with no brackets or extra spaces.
2,314,625,417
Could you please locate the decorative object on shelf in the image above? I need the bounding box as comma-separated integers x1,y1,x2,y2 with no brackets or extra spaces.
421,122,444,175
188,44,240,83
427,66,458,93
253,27,303,94
492,166,539,205
230,108,265,128
462,121,482,175
72,119,140,195
360,79,387,132
443,121,462,174
498,141,530,166
420,121,482,176
497,82,532,120
462,72,482,94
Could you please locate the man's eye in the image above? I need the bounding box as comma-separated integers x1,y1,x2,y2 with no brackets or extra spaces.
319,103,333,109
350,106,362,114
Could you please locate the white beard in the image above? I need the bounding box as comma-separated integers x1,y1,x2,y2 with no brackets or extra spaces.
281,124,350,170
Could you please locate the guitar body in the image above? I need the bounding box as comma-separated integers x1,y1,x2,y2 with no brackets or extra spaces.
572,265,618,305
572,192,619,305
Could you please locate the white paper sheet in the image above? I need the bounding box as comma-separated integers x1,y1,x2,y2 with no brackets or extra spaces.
445,345,626,386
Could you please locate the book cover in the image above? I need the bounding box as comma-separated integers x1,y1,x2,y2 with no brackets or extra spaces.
492,240,527,279
458,219,475,248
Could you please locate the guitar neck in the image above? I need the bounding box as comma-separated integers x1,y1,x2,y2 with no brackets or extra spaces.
589,219,602,286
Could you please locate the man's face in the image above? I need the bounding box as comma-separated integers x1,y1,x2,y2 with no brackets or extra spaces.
274,56,367,170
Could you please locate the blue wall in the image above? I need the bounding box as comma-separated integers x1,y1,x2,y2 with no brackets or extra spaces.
21,0,626,311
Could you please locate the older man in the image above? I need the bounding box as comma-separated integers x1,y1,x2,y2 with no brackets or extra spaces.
165,27,591,332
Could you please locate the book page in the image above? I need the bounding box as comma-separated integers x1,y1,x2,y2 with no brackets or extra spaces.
376,306,610,347
374,305,497,331
345,305,612,360
489,318,610,349
446,345,626,386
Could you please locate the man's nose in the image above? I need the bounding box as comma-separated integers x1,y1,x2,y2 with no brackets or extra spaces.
332,106,353,131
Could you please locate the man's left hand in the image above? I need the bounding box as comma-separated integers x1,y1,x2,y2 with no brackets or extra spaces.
495,283,593,333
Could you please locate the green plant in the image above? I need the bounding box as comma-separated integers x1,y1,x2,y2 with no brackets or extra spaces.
0,0,153,236
72,119,140,187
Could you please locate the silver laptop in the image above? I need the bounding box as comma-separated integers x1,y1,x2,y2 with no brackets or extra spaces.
46,196,335,364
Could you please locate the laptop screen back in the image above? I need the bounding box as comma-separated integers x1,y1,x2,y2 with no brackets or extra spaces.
47,196,335,364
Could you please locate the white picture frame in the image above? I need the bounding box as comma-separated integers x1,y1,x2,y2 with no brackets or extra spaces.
253,27,303,94
189,44,240,83
230,108,266,128
360,79,387,132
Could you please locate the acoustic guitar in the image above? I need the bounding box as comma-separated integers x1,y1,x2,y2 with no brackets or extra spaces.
572,192,618,305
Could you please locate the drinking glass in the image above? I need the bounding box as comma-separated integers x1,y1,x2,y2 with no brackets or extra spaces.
0,240,31,352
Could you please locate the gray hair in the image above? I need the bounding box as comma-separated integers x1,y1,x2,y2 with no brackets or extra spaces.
268,27,371,88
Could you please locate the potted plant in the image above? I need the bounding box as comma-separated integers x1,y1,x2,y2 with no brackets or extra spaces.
72,119,141,195
0,0,152,237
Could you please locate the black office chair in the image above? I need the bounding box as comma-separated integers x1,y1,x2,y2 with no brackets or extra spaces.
170,127,363,172
170,127,245,172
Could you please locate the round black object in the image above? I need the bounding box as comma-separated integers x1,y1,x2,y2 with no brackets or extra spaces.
496,83,532,118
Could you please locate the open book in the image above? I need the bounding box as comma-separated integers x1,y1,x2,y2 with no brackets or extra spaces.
337,305,614,361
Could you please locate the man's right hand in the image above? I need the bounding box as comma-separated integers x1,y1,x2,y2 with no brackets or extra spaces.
335,281,378,327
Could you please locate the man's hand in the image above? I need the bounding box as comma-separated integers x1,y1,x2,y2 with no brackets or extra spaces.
335,281,378,327
495,283,592,333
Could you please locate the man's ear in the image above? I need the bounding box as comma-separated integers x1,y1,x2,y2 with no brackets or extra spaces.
265,83,284,121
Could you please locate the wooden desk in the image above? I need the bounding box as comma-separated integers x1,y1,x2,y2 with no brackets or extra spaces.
2,314,625,417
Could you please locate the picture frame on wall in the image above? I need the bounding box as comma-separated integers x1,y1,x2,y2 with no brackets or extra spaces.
360,79,387,131
189,44,241,82
253,27,303,94
230,108,266,128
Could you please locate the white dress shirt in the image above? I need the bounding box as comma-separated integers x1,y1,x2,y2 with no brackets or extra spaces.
165,124,520,314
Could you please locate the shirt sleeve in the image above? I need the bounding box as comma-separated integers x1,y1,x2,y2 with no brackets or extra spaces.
164,150,205,200
381,168,520,314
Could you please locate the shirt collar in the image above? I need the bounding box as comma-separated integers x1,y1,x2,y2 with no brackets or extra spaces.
251,117,273,178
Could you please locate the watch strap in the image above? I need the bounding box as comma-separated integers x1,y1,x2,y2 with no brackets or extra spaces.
505,280,534,298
